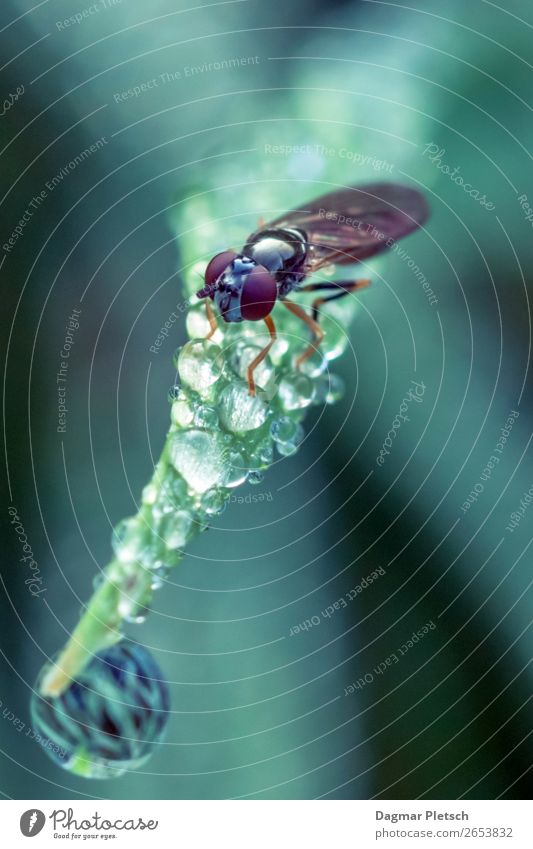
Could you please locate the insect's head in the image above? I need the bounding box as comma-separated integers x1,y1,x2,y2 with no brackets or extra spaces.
196,251,277,323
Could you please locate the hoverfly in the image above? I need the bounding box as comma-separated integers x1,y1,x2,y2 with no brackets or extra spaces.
196,182,429,395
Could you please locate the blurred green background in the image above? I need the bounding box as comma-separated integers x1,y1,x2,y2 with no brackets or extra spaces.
1,0,532,799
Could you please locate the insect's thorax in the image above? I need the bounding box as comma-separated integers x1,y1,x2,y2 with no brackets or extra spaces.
242,227,308,296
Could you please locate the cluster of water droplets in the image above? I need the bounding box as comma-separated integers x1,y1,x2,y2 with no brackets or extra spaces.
107,269,347,630
32,260,350,778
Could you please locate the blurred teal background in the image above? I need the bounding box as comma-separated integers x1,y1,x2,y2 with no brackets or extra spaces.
1,0,532,799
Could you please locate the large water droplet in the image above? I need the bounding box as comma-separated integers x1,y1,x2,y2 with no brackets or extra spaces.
176,339,223,396
31,642,170,778
169,429,227,493
278,373,315,410
230,341,274,388
218,381,269,432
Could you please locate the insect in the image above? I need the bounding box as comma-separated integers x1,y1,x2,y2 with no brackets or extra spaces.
196,182,429,395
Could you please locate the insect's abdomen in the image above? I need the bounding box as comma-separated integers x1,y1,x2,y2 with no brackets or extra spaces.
243,228,307,295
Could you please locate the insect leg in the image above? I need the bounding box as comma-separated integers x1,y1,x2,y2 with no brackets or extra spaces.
247,314,277,396
282,299,325,369
299,279,371,321
205,300,219,339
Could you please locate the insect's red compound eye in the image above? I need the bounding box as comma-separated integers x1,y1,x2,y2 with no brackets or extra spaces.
204,250,238,287
240,264,277,321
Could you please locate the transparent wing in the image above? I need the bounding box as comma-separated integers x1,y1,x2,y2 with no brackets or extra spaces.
248,182,429,271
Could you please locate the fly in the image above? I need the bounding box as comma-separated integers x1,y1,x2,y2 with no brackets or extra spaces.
196,182,429,395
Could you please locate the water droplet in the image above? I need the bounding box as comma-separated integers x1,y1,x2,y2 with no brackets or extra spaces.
276,424,305,456
248,470,264,485
321,305,353,360
278,373,315,410
169,429,227,493
167,384,181,403
185,301,223,342
320,312,349,360
171,395,194,427
223,451,248,488
123,605,150,625
142,483,158,505
31,642,170,778
230,342,274,388
158,510,193,550
314,373,345,405
150,564,170,589
154,475,189,517
92,573,105,590
201,488,229,515
258,440,274,465
299,349,327,378
186,303,211,339
218,381,269,432
111,518,153,566
326,374,345,403
176,339,223,396
116,564,153,621
271,416,298,444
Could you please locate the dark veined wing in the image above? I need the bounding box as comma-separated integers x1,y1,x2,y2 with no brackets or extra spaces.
248,182,429,271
